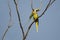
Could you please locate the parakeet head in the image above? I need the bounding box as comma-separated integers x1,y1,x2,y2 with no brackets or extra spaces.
35,8,40,12
32,8,39,14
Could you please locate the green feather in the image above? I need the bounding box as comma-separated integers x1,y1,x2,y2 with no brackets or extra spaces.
29,13,33,19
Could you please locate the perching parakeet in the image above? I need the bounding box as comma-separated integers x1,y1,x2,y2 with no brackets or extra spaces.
29,8,40,32
29,0,42,32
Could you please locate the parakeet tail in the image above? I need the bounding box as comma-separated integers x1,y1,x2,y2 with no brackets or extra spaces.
36,22,38,32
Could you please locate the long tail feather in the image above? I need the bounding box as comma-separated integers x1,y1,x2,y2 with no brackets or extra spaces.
36,22,38,32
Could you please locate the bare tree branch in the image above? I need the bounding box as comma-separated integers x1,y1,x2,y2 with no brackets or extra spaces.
39,0,43,10
39,0,55,18
14,0,24,37
50,0,55,6
2,1,13,40
31,0,34,10
23,0,55,40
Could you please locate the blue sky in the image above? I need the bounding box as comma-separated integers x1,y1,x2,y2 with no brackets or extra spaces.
0,0,60,40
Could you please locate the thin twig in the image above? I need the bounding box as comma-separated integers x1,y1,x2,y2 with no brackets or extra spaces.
14,0,24,37
39,0,43,10
31,0,34,10
50,0,55,6
2,1,13,40
23,0,55,40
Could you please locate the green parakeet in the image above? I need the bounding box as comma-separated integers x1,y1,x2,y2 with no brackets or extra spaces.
29,8,39,32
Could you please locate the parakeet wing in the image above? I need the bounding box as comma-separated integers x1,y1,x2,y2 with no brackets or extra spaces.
29,13,33,19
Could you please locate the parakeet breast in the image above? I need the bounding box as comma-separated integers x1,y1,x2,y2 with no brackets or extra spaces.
33,13,38,20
